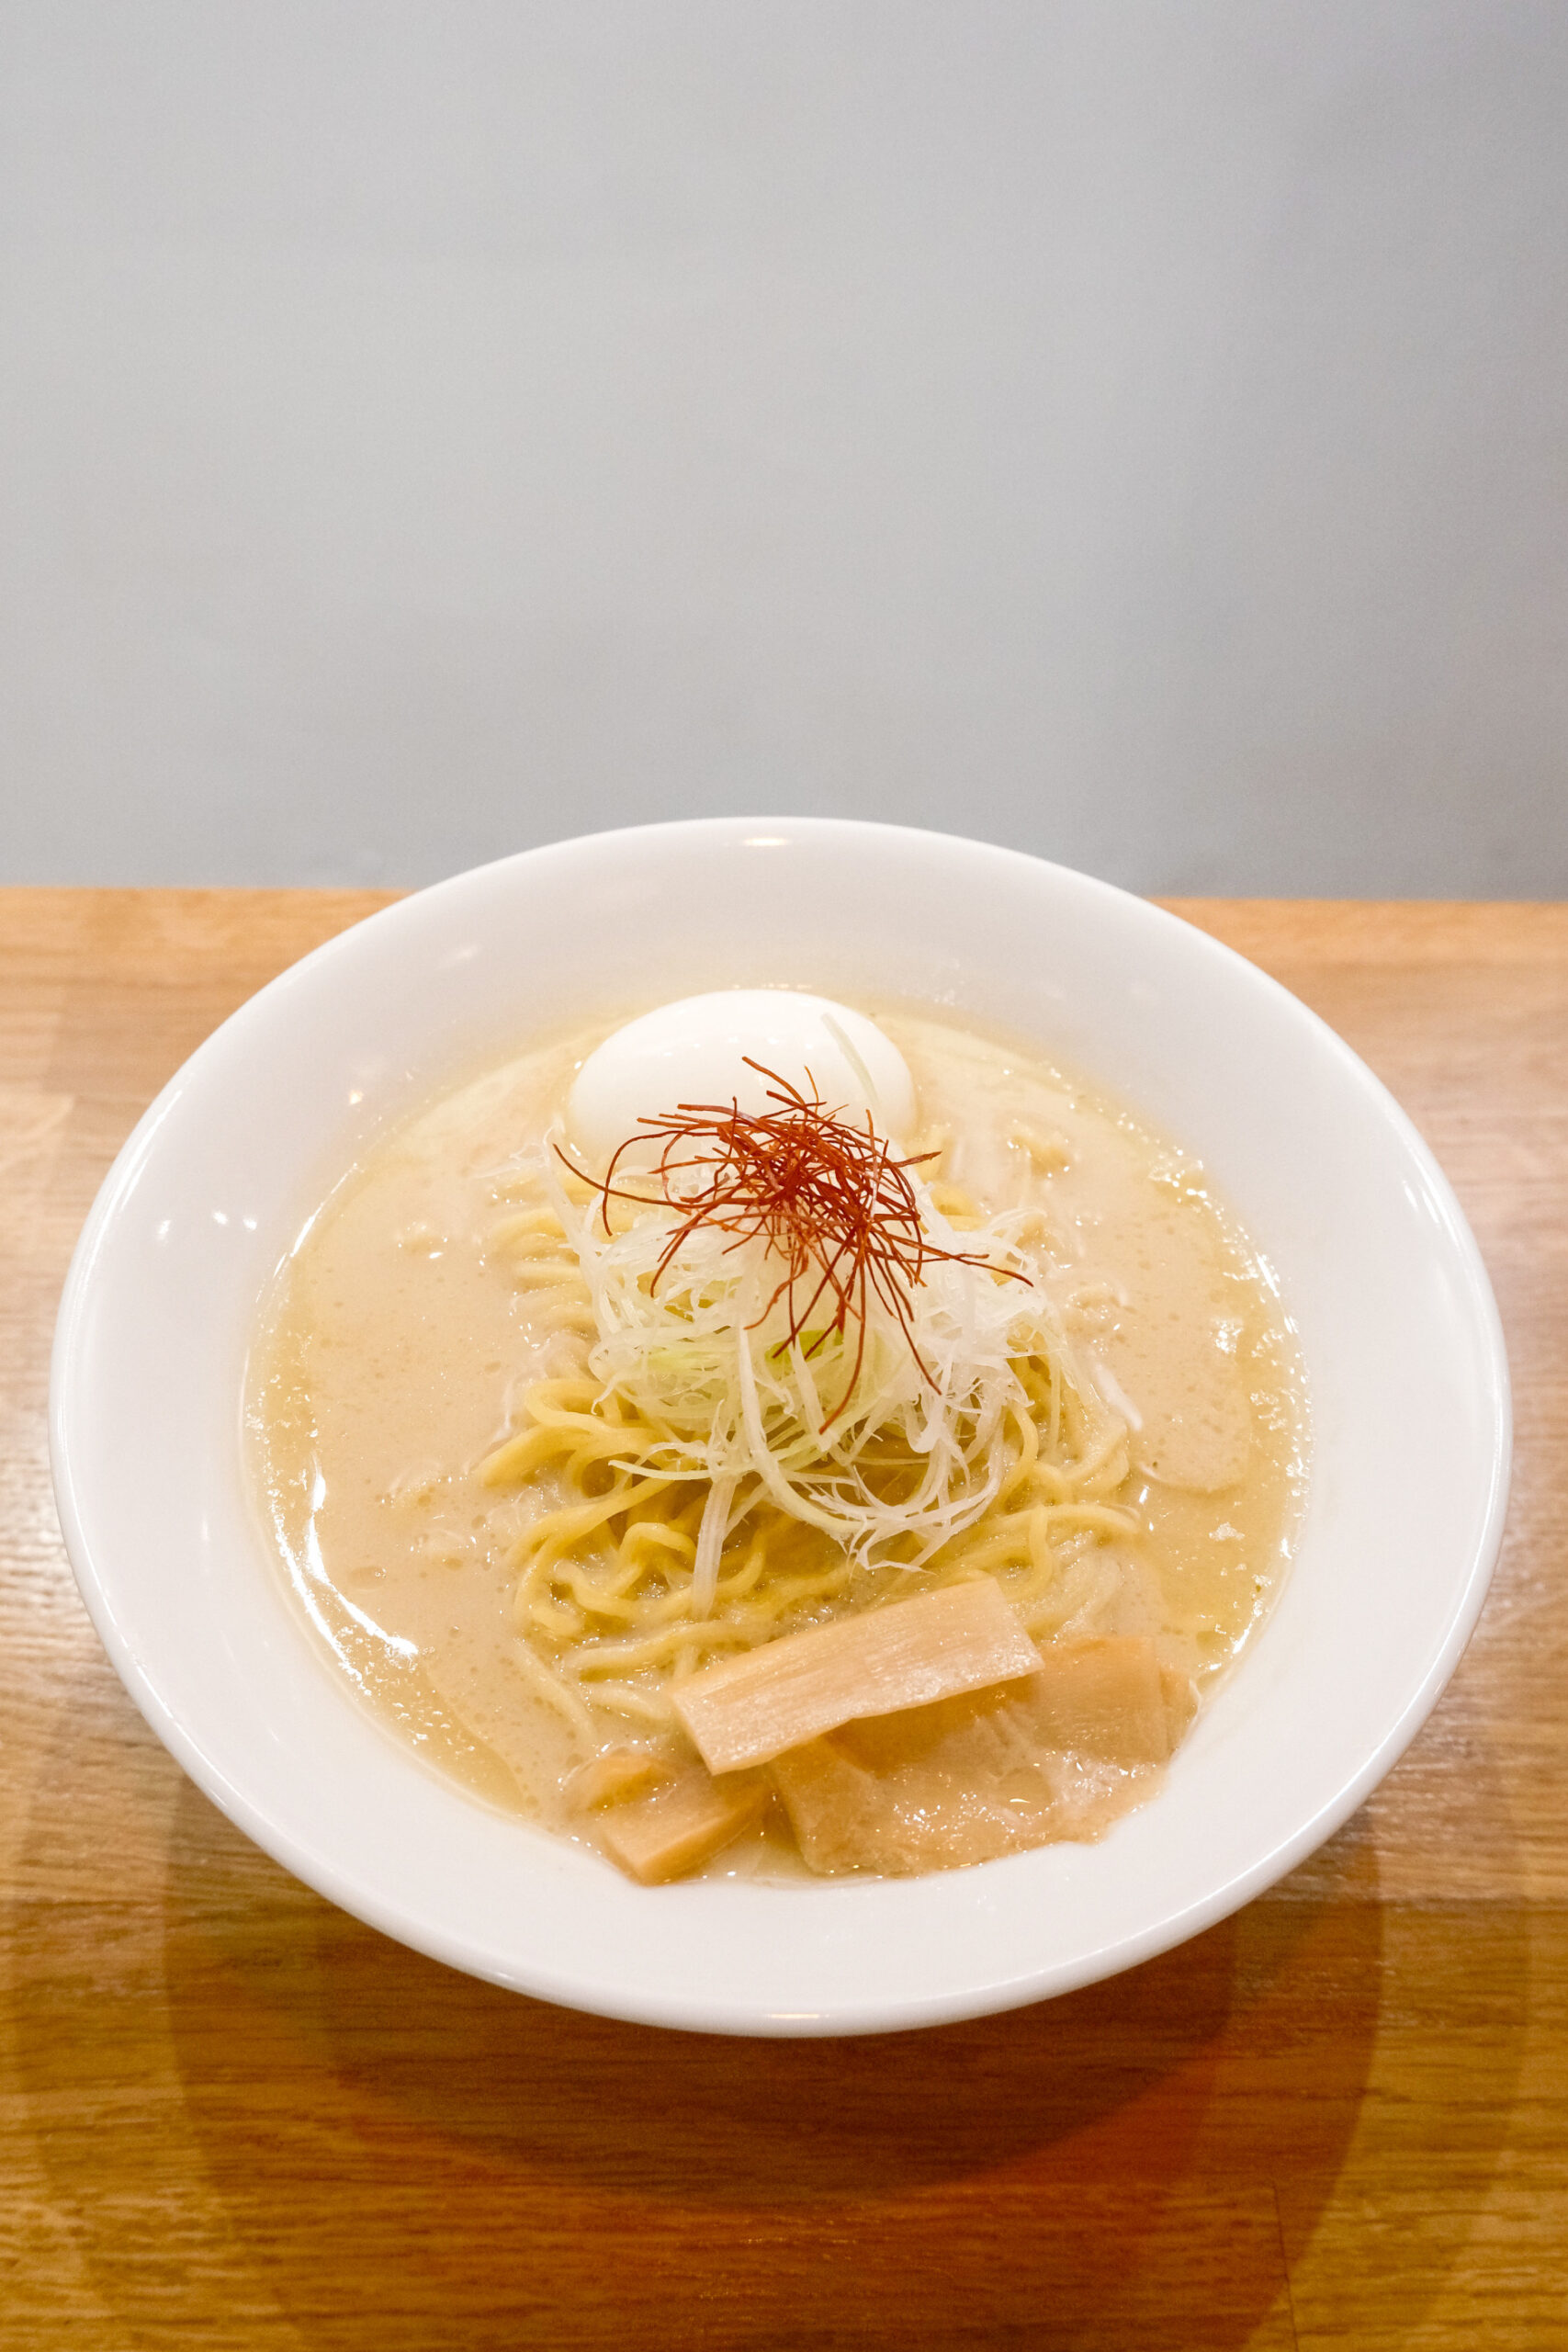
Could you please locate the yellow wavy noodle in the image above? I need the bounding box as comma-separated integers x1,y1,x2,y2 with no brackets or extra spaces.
480,1180,1142,1741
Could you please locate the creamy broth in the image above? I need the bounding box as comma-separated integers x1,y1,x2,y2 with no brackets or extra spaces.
249,1008,1304,1876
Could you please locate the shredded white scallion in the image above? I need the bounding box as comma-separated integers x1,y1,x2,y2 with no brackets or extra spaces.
542,1131,1110,1570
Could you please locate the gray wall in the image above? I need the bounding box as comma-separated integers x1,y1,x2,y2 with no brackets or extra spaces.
3,2,1565,894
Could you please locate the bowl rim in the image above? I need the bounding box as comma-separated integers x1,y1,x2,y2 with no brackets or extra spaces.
49,817,1513,2033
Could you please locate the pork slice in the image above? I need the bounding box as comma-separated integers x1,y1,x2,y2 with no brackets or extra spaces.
772,1634,1196,1876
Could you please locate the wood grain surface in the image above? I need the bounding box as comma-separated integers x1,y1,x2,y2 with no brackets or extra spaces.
2,889,1563,2352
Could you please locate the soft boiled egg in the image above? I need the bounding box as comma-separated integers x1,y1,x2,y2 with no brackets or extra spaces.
565,990,917,1170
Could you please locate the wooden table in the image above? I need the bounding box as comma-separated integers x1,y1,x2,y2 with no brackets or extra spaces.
2,890,1563,2351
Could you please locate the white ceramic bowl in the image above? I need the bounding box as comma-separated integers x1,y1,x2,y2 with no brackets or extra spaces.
51,820,1510,2035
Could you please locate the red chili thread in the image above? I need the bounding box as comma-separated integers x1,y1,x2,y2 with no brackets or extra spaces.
558,1061,1025,1426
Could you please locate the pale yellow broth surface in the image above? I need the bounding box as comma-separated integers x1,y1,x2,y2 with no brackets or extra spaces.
249,1008,1305,1871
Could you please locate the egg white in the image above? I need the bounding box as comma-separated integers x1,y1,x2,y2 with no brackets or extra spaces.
565,990,916,1169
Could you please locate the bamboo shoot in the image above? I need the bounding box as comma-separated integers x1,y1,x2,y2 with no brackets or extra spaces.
671,1577,1039,1774
596,1765,769,1885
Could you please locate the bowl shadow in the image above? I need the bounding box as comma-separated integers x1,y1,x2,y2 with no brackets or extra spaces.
14,1693,1519,2352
